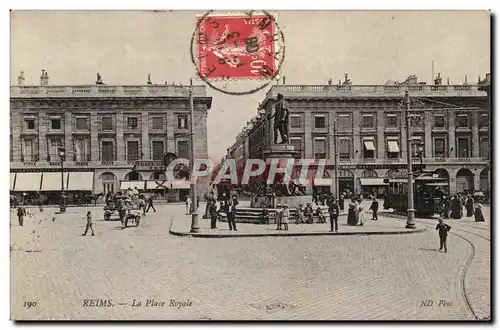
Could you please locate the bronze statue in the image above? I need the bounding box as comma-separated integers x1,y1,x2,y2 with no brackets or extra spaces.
269,93,290,144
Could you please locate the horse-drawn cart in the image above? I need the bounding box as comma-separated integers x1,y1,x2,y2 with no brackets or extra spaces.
103,196,142,228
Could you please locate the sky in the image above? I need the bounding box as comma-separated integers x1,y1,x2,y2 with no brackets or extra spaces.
10,10,490,160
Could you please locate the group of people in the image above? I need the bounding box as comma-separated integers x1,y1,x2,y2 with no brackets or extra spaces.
105,190,156,216
439,194,485,222
203,195,239,231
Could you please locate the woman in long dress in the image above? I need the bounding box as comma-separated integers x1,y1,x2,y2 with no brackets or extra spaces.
466,196,474,217
357,200,365,226
281,205,290,231
474,200,485,222
347,199,357,225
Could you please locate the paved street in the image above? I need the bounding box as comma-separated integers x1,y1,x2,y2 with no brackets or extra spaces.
10,203,490,320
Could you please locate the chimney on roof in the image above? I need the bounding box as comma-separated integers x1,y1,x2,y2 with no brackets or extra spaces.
447,77,450,85
40,69,49,86
463,74,468,85
147,73,152,85
282,76,286,85
434,72,442,85
96,73,104,85
18,71,25,86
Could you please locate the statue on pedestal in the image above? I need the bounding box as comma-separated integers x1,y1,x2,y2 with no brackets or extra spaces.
269,93,290,144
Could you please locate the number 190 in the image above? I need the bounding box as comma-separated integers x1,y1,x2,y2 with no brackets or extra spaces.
24,301,37,308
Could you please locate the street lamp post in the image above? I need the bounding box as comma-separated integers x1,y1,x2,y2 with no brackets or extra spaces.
189,79,199,233
58,147,66,213
404,90,416,229
333,119,339,199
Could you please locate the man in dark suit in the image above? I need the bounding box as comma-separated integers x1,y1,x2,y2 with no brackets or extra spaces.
369,197,379,220
228,201,237,231
328,198,340,232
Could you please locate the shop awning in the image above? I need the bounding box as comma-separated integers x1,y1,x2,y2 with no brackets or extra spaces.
363,141,376,151
360,178,388,186
14,173,42,192
67,172,94,191
41,172,69,191
146,180,171,189
10,173,16,191
120,181,145,190
313,178,333,186
171,180,191,189
388,141,400,153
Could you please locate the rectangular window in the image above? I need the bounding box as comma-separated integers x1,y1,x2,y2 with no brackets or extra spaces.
126,141,139,161
410,138,424,158
152,117,163,130
363,138,376,158
362,114,374,128
76,117,89,130
25,119,35,130
386,114,398,128
338,138,351,159
434,115,445,128
290,137,303,157
178,115,188,129
22,139,35,162
314,115,326,129
457,138,469,158
48,138,62,161
101,141,114,162
479,114,488,128
480,138,489,158
314,138,326,159
101,116,113,131
290,115,302,128
434,138,446,158
51,118,61,130
127,117,138,129
74,138,90,161
457,114,469,128
337,114,352,130
177,140,190,159
387,138,400,158
152,141,164,160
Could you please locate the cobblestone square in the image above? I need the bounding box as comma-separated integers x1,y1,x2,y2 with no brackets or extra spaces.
10,203,490,320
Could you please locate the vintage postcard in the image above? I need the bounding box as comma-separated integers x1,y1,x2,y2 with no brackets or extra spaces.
9,10,491,321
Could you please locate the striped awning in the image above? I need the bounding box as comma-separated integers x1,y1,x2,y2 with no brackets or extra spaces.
360,178,388,186
40,172,69,191
313,178,333,186
67,172,94,191
146,180,171,189
14,173,42,192
171,180,191,189
120,181,145,190
388,141,400,153
10,173,16,191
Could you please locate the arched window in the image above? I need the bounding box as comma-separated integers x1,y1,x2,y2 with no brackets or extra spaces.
99,172,117,195
150,172,167,180
361,169,378,178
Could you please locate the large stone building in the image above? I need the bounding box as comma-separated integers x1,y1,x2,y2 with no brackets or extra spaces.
10,71,212,203
227,74,490,198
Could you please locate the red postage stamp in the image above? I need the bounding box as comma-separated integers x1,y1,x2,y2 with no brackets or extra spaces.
196,13,278,80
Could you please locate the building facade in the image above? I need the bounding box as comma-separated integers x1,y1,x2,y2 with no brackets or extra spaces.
227,75,490,198
10,73,212,203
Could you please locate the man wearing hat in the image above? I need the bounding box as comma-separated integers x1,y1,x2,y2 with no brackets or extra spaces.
435,217,451,253
369,197,379,221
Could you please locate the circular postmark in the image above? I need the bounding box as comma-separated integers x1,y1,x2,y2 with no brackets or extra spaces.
190,10,286,96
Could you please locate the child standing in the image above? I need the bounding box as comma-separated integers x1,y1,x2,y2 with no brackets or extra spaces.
435,217,451,253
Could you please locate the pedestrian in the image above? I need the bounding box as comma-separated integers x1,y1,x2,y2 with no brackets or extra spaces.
138,197,146,216
16,205,26,226
441,196,450,219
82,211,95,236
185,195,192,215
118,199,128,229
210,200,218,229
260,207,270,225
369,197,379,220
282,205,289,231
339,194,345,213
435,217,451,253
228,201,237,231
473,199,485,222
145,195,156,213
466,195,474,217
316,206,326,223
295,204,304,224
347,198,357,225
304,203,314,224
329,198,340,232
357,199,365,226
275,204,283,230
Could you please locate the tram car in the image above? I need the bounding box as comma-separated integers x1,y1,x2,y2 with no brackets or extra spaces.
386,171,448,218
216,179,233,202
